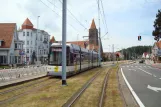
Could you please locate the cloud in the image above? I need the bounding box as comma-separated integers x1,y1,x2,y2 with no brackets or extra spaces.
0,0,160,52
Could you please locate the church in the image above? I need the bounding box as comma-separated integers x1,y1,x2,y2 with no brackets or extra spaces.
67,19,103,57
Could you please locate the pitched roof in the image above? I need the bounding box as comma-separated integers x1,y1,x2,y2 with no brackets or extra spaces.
0,23,16,48
50,36,55,43
67,41,89,48
155,41,161,49
90,19,96,29
22,18,33,26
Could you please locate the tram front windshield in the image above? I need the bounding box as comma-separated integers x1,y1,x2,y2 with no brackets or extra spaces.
49,48,62,66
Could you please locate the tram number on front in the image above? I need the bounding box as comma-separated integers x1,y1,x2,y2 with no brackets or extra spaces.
54,66,59,72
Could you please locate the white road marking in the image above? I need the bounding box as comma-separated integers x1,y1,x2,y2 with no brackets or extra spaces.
127,66,129,67
131,66,133,67
129,69,136,71
153,75,157,77
121,68,145,107
147,85,161,92
138,68,152,75
159,78,161,79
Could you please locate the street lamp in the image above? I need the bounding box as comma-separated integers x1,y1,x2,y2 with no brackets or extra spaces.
37,16,40,62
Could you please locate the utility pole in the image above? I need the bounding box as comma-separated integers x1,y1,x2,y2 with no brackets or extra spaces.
98,0,101,66
113,44,114,64
37,16,40,62
62,0,67,86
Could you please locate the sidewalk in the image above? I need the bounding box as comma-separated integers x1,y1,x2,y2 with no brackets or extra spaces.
0,66,47,87
145,60,161,69
0,73,47,87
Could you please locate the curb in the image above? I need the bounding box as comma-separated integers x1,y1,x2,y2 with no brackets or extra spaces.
152,65,161,69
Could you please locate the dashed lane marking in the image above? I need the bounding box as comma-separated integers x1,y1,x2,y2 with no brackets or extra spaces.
138,68,152,76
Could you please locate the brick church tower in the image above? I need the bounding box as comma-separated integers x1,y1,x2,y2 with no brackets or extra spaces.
89,19,98,47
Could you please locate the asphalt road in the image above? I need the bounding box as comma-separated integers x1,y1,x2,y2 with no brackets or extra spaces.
121,62,161,107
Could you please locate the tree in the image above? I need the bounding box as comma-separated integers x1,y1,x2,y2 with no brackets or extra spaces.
152,9,161,41
119,46,152,60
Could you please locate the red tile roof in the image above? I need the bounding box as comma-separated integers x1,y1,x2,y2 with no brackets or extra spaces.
0,23,16,48
90,19,96,29
50,36,55,43
156,41,161,49
67,41,89,48
22,18,33,29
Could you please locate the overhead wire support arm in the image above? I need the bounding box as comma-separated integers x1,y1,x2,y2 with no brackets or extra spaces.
58,0,87,30
40,0,79,33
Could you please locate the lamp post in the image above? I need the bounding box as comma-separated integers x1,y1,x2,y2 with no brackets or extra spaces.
37,16,40,62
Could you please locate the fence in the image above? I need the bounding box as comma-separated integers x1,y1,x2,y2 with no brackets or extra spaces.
0,65,47,82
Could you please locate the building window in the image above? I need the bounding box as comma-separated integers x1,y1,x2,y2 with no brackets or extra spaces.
44,50,46,54
47,45,48,48
27,32,29,36
15,43,17,49
18,56,21,63
40,35,42,41
27,49,29,53
27,41,29,45
31,41,32,45
23,32,25,36
31,32,32,37
15,56,17,63
0,56,7,64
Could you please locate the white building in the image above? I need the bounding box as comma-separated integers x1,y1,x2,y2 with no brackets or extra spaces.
0,23,24,65
18,18,50,64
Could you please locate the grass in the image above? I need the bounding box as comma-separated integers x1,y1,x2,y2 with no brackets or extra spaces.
104,65,124,107
0,65,10,69
0,77,55,102
1,68,100,107
72,67,110,107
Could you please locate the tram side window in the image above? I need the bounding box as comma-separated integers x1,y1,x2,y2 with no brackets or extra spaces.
70,53,74,65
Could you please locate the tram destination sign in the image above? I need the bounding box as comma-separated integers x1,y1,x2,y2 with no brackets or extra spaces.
52,48,62,52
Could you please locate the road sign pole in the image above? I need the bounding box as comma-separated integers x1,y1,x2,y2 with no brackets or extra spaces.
62,0,67,86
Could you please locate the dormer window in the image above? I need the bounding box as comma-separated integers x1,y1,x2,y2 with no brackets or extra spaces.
0,40,4,46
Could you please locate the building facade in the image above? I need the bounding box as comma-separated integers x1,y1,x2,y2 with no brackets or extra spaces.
18,18,50,64
0,23,24,65
152,41,161,63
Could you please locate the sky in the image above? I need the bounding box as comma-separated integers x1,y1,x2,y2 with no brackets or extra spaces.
0,0,160,52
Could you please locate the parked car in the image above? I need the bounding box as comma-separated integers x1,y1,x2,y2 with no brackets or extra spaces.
139,59,145,63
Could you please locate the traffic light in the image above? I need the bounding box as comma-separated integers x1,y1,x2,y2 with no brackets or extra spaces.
138,36,141,41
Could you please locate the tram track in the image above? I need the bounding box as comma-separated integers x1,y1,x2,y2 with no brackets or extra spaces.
98,68,112,107
62,67,112,107
0,77,60,105
0,67,100,105
0,76,49,95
